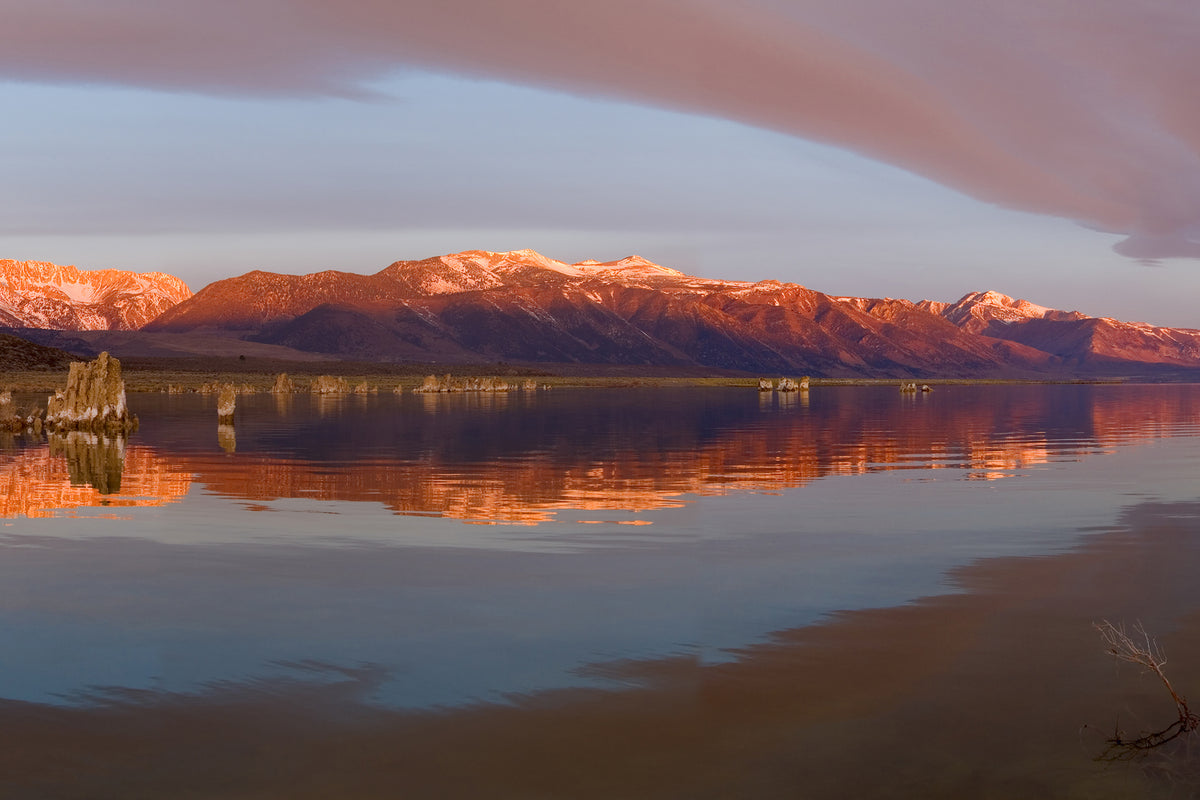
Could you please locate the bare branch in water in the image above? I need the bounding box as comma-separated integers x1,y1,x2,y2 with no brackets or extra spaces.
1094,619,1200,757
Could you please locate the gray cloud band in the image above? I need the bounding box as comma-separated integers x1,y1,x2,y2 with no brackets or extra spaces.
3,0,1198,260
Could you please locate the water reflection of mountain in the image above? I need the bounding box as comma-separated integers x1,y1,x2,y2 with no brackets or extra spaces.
0,437,192,518
127,385,1200,524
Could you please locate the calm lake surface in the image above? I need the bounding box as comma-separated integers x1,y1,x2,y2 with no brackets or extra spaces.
3,384,1200,797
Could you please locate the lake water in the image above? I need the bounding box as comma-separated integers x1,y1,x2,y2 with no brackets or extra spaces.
3,384,1200,797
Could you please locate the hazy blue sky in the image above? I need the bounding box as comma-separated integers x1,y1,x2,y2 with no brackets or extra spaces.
2,1,1199,326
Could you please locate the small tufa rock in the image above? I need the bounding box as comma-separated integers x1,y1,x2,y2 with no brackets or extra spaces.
478,377,512,392
413,374,513,393
271,373,295,394
310,375,350,394
777,377,799,392
352,381,377,395
522,379,539,391
415,374,442,393
798,376,811,390
45,352,138,435
2,395,45,435
757,377,773,392
0,390,20,432
217,384,237,423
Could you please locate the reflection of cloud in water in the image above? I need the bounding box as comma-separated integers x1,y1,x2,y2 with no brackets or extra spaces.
3,499,1198,798
0,439,191,518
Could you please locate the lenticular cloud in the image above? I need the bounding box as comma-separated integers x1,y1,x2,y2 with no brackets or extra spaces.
3,0,1198,260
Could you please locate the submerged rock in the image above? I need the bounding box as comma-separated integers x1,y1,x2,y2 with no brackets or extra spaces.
45,351,137,434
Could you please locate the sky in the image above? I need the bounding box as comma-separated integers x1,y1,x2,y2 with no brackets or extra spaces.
2,1,1200,326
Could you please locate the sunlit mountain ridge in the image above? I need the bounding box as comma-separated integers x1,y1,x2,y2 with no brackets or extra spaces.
143,250,1200,376
6,250,1200,377
0,260,192,331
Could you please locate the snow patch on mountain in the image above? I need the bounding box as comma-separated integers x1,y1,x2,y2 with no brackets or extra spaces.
0,260,192,330
441,250,695,286
936,290,1065,333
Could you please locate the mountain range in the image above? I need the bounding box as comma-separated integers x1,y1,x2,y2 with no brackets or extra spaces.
0,260,192,330
6,251,1200,377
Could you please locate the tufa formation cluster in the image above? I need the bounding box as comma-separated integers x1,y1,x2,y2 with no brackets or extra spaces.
45,352,138,435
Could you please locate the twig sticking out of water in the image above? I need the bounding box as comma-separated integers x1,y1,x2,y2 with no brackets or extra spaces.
1095,619,1200,755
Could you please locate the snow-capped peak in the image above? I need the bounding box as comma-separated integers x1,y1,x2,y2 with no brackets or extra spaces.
963,290,1051,317
496,249,582,276
437,250,696,284
934,288,1068,333
441,249,582,277
573,255,686,278
0,259,192,330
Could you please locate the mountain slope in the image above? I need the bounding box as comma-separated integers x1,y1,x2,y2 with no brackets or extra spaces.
0,332,76,370
144,250,1200,377
0,260,192,330
928,290,1200,371
925,290,1086,334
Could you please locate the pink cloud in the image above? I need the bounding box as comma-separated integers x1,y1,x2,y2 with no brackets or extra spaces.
3,0,1198,259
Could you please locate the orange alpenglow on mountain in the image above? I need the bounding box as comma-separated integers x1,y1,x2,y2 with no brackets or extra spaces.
6,250,1200,377
143,250,1200,377
0,260,191,330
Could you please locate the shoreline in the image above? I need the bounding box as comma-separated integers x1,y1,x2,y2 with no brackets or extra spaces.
2,496,1195,797
0,372,1138,394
